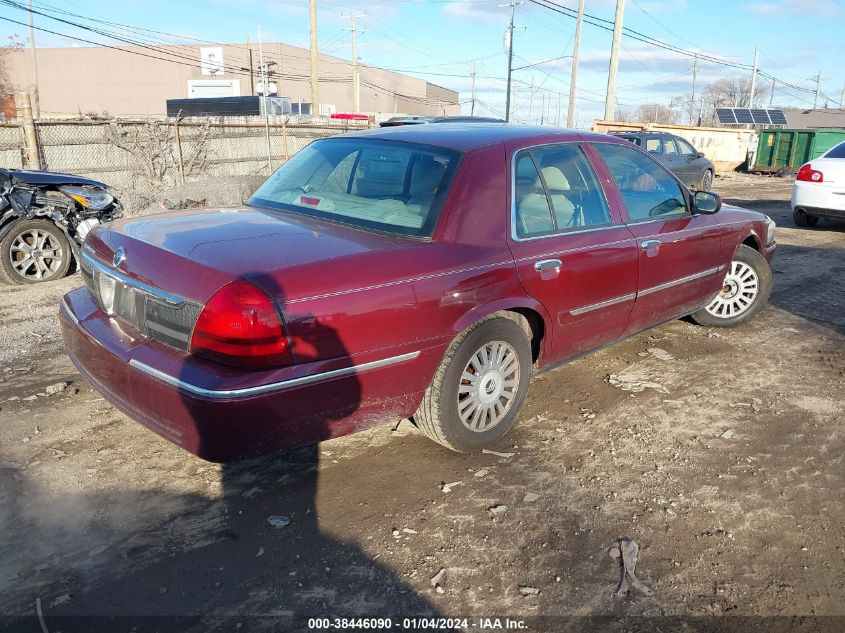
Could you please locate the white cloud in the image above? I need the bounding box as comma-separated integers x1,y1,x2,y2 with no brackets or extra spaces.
749,0,841,15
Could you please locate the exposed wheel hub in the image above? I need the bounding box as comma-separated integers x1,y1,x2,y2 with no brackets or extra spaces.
705,260,759,319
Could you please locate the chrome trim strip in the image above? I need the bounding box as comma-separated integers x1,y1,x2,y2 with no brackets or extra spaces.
637,266,722,297
60,298,79,326
513,237,635,264
128,350,421,400
570,292,636,316
81,251,186,306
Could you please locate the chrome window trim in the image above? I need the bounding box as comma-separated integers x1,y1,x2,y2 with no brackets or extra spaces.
81,250,186,306
637,266,723,297
129,350,421,400
570,292,636,316
510,142,617,243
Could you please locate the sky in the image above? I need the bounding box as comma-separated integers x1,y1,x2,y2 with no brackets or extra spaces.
3,0,844,125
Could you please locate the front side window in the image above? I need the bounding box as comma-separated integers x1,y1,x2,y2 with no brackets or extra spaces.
248,138,460,238
593,143,688,222
677,139,697,156
513,144,612,238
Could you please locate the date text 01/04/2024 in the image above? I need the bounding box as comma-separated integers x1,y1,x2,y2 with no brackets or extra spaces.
307,617,528,630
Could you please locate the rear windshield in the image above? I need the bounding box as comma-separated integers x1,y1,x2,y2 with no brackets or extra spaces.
248,137,461,238
824,141,845,159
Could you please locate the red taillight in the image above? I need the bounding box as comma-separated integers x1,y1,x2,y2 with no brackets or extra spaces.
190,280,292,369
797,164,824,183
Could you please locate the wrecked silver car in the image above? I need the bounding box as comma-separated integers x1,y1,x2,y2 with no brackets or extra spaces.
0,168,122,284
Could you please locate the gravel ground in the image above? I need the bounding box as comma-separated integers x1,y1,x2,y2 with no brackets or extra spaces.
1,174,844,633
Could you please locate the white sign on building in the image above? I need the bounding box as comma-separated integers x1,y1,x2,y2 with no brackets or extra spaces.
200,47,225,76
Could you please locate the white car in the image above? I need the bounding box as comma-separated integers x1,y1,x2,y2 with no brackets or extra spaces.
791,141,845,227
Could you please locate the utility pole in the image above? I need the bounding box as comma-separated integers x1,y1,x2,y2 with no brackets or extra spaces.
557,92,561,125
27,0,39,118
528,75,534,123
749,46,759,107
839,82,845,109
770,77,775,107
501,1,522,122
604,0,625,121
258,25,272,172
689,54,698,126
469,65,477,116
813,72,821,110
567,0,585,128
342,12,365,113
309,0,320,116
246,36,254,95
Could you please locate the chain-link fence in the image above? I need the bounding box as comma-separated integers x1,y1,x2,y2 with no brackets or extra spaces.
6,118,368,189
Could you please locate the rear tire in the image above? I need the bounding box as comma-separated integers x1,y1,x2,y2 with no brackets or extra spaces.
414,313,533,452
0,219,72,285
690,245,772,328
793,208,819,227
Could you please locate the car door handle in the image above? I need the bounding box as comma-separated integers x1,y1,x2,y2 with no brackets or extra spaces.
534,258,563,272
641,240,661,250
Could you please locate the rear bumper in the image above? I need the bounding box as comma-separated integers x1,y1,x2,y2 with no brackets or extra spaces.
791,181,845,216
60,287,434,462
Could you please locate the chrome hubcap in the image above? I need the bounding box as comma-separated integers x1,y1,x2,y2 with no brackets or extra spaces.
457,340,520,432
9,228,64,280
705,260,758,319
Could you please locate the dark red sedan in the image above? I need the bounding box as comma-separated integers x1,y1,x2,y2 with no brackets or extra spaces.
60,125,776,461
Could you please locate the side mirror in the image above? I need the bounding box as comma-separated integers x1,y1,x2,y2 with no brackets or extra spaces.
693,190,721,214
696,151,705,158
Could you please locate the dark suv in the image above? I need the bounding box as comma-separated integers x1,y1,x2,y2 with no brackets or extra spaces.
613,132,715,191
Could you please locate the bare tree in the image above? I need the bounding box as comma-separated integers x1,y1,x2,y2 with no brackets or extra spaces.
699,77,770,126
104,119,212,189
0,36,25,96
633,103,680,125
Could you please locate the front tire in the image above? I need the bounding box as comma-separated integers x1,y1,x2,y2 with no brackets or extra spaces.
700,169,713,191
690,244,772,328
0,219,72,285
793,208,819,227
414,313,533,452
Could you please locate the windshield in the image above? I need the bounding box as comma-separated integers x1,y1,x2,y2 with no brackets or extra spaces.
824,141,845,159
248,137,461,238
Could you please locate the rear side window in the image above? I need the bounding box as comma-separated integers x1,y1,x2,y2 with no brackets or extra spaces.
593,143,688,222
663,139,678,155
645,138,661,154
513,144,612,238
248,138,460,238
824,141,845,158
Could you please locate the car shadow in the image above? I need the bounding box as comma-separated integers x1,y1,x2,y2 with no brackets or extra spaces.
1,276,441,632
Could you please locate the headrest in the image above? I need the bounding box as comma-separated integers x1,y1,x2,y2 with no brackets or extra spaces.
536,166,570,192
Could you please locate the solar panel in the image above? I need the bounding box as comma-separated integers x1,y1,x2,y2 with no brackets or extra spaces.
750,109,771,124
734,108,754,124
716,108,736,124
768,110,788,125
716,107,787,126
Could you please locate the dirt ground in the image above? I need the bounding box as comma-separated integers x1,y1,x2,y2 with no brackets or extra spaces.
1,173,843,632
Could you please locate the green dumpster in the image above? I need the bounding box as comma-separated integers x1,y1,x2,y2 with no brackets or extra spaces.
753,128,845,172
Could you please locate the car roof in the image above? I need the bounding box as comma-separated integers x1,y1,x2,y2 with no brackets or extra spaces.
342,123,611,152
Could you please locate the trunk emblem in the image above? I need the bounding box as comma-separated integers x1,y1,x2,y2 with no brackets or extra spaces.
112,247,126,268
